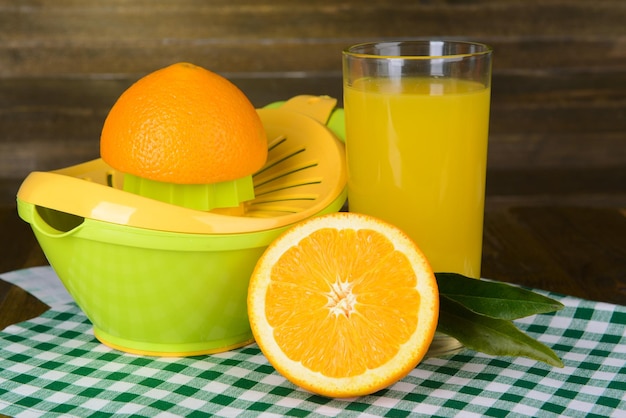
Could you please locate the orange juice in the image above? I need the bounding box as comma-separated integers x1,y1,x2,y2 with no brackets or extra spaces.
344,77,491,277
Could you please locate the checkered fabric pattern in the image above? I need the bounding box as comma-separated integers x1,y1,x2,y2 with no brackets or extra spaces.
1,268,625,417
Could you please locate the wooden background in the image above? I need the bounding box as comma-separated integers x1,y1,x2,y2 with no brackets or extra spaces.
1,0,625,206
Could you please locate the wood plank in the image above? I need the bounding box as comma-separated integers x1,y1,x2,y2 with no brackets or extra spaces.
2,72,624,150
0,1,624,76
0,279,49,330
482,208,589,295
2,38,624,77
0,203,48,273
486,132,626,171
1,0,624,40
482,206,626,305
485,167,626,197
516,207,625,303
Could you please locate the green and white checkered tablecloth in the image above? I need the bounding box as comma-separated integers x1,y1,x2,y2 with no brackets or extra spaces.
1,267,625,417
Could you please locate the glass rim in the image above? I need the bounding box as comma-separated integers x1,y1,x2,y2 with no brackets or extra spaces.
343,40,493,60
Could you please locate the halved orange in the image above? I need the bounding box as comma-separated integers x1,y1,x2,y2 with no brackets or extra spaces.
247,212,439,398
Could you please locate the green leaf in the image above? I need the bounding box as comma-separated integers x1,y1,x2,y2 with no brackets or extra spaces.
436,272,564,320
437,297,564,368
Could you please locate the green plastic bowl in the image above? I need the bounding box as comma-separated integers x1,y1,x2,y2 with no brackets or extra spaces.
17,194,345,356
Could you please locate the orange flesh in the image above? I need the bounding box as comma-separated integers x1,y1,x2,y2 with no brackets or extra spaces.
265,228,420,378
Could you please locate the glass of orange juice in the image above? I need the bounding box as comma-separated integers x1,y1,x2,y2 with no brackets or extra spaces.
343,40,492,356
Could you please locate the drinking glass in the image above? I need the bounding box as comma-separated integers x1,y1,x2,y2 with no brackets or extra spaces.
342,40,492,356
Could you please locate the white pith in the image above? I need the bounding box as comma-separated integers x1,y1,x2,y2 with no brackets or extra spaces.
327,278,357,317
